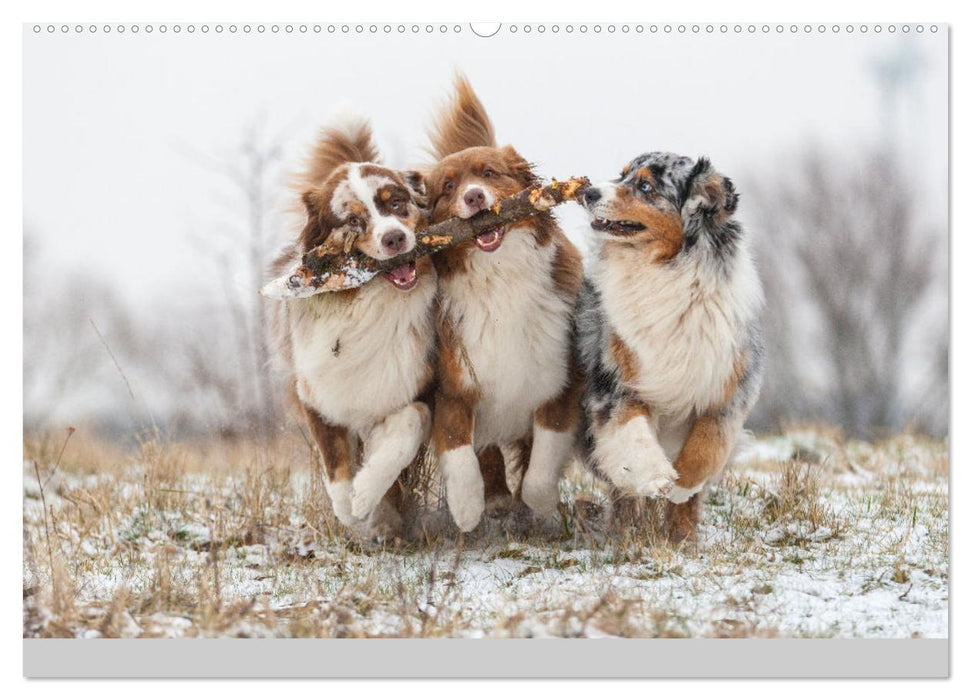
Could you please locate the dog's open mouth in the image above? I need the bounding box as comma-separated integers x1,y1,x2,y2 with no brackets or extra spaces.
474,225,505,252
383,261,419,291
591,218,646,235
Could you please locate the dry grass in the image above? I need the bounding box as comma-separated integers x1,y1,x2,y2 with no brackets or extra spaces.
22,424,948,639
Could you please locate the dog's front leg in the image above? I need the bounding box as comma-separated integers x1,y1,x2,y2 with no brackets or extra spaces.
302,403,357,527
592,399,677,498
350,401,432,520
522,368,583,517
665,413,742,541
433,391,483,532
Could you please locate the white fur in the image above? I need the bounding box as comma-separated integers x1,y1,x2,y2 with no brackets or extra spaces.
439,445,485,532
521,424,573,516
329,164,416,259
351,402,431,518
592,414,677,497
439,230,574,446
666,483,705,505
291,270,436,435
457,182,496,218
591,235,762,446
325,478,358,527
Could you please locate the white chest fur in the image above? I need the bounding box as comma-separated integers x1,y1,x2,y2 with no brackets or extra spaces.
440,228,574,446
594,240,762,424
290,274,436,435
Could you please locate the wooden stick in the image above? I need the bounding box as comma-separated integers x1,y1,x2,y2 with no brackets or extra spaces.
261,177,590,299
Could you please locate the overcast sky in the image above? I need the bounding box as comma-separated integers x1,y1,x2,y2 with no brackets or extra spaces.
23,25,948,305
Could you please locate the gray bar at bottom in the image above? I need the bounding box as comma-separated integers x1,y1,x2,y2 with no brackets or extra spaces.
24,638,948,678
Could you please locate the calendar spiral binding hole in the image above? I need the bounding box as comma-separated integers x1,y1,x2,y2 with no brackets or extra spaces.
32,23,940,36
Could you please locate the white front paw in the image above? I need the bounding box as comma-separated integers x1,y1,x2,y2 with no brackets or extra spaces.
521,470,560,517
326,480,359,527
596,416,677,498
350,469,389,520
440,445,484,532
616,458,677,498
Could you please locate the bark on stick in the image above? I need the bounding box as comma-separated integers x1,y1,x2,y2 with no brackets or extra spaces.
261,177,590,299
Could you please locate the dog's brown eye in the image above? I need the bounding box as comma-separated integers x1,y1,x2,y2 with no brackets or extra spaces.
443,181,455,193
482,169,494,178
347,215,361,227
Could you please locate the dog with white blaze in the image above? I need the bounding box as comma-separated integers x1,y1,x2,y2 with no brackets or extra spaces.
423,76,585,532
577,152,764,542
269,117,437,541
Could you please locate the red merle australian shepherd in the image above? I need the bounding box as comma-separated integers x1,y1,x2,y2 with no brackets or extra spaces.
270,117,436,541
424,76,584,532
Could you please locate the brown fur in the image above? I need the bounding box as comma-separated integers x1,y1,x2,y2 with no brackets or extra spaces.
428,74,497,159
665,493,703,543
602,187,685,262
431,392,475,454
608,333,640,384
673,414,740,492
302,404,353,482
479,445,513,509
535,358,584,432
301,119,380,189
269,119,437,539
425,76,584,526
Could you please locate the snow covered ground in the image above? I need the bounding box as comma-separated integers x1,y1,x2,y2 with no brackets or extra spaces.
23,428,948,638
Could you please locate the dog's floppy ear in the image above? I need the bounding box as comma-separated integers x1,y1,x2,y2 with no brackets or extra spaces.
299,189,333,252
680,157,739,223
402,170,428,209
501,145,540,189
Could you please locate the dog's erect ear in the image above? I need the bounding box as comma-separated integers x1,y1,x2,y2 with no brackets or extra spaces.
681,157,739,223
402,170,428,208
501,145,540,189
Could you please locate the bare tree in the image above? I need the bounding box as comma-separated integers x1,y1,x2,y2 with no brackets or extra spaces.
747,147,946,438
180,116,290,436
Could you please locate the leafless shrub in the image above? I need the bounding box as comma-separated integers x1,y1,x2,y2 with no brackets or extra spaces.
746,147,947,438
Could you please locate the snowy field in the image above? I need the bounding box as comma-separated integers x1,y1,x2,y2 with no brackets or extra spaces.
23,427,948,638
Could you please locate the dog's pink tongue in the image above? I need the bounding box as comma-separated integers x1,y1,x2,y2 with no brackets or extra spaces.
385,262,418,290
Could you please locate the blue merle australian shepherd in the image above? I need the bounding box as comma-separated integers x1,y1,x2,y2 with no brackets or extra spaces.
576,152,764,541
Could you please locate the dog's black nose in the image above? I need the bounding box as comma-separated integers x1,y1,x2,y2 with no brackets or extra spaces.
381,230,408,254
464,188,486,212
584,187,601,204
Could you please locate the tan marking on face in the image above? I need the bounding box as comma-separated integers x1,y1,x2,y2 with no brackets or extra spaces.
592,180,684,263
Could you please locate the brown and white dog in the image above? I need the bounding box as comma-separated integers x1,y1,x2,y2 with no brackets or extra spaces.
270,117,437,540
577,152,764,541
424,76,584,532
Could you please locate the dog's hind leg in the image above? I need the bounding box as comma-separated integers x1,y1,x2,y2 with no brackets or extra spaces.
479,445,514,518
302,403,357,527
522,367,583,517
351,402,432,520
667,413,742,505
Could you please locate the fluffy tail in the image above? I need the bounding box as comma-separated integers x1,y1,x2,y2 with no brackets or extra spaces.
298,114,380,189
428,73,496,159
